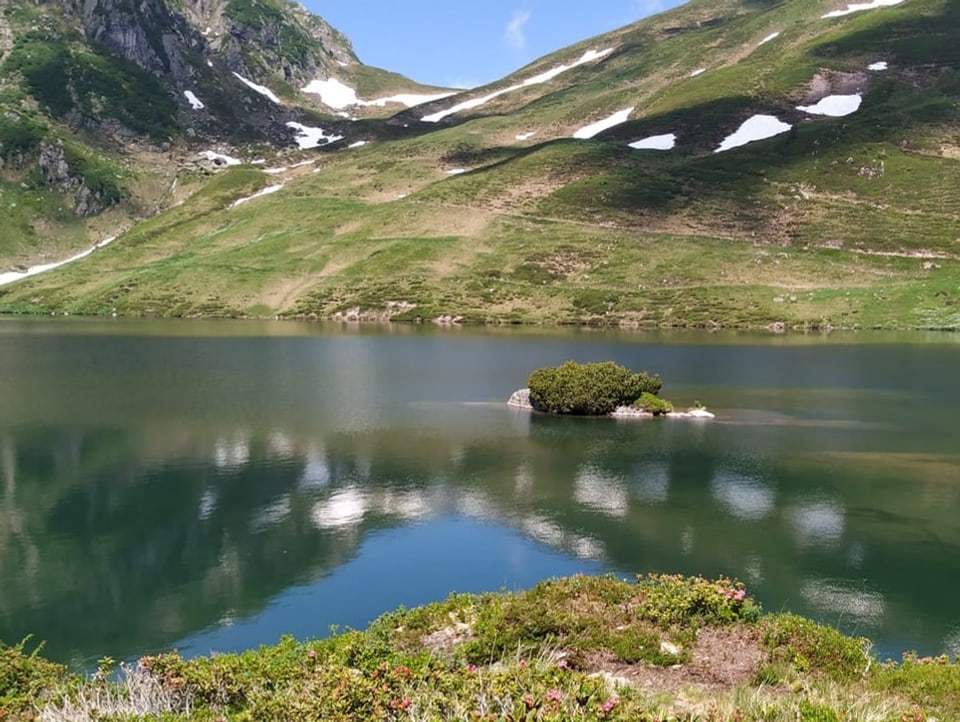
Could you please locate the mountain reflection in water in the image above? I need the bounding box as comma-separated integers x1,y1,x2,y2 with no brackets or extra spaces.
0,320,958,669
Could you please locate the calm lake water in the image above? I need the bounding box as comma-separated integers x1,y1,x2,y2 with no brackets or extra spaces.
0,318,958,669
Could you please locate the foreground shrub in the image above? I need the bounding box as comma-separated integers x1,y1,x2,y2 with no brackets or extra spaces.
0,637,68,715
528,361,662,415
760,613,870,681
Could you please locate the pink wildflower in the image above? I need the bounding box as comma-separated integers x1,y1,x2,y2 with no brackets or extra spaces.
733,589,746,602
518,659,528,669
466,664,478,673
600,697,619,714
557,658,570,669
523,693,536,709
546,689,562,703
307,649,317,659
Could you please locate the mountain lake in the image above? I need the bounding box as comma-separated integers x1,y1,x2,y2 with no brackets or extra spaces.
0,317,957,670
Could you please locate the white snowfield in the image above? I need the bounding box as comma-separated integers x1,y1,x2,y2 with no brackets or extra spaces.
759,32,781,45
422,48,613,124
868,61,889,70
184,90,205,110
574,107,634,139
300,77,454,110
690,68,706,77
516,131,537,141
231,184,283,209
0,236,117,288
348,140,368,148
797,94,862,117
232,72,282,104
822,0,903,18
629,133,676,151
445,168,467,175
715,114,792,153
286,121,344,150
201,150,242,166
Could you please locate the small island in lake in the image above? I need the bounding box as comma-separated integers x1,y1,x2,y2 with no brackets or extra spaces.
509,360,715,419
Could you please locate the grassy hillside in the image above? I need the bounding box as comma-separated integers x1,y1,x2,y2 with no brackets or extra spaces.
0,0,450,268
1,0,958,328
4,574,959,721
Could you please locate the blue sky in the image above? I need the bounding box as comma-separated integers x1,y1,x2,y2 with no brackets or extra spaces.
305,1,686,89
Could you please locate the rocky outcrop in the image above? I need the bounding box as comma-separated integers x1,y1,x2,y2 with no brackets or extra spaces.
78,0,196,83
72,0,355,90
506,388,716,420
38,141,73,186
610,406,716,420
37,140,115,217
508,388,534,410
214,1,356,88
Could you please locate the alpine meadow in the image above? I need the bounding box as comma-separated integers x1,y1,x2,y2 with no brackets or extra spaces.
0,0,958,328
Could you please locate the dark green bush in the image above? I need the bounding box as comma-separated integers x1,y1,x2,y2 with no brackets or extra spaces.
528,360,661,415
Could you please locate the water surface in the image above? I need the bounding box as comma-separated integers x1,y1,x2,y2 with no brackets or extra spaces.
0,318,957,668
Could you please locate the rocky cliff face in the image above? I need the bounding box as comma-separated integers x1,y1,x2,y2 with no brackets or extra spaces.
77,0,197,83
70,0,356,90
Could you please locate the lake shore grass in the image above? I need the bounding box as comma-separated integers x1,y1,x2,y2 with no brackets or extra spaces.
4,574,958,721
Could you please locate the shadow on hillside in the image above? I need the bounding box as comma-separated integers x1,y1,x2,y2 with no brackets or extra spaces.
419,1,959,235
811,0,960,69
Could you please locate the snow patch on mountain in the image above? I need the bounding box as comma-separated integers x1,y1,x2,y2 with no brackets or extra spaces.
231,185,283,208
302,78,358,108
201,150,242,166
868,61,888,71
233,73,282,104
715,115,792,153
516,131,537,141
574,107,634,139
371,92,456,108
184,90,204,110
301,77,454,109
629,133,676,151
759,32,781,45
690,68,706,77
286,122,344,149
0,236,118,288
822,0,903,18
797,94,862,117
422,48,613,124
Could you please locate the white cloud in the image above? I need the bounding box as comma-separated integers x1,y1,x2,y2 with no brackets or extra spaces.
505,10,532,50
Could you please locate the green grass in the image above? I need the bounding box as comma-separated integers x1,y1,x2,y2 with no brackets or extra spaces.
2,0,960,328
3,574,959,721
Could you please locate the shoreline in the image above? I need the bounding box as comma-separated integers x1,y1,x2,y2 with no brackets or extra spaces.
508,388,717,419
2,310,959,335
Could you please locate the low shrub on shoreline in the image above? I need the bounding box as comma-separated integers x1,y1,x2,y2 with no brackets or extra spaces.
3,574,959,721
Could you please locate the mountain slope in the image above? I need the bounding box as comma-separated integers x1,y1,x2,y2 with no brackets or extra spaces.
2,0,959,329
0,0,449,268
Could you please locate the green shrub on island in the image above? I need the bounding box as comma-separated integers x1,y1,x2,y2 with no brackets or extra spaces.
528,361,661,415
635,391,674,416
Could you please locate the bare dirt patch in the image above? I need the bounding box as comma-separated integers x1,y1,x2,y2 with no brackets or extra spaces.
803,71,868,102
421,623,476,656
583,625,766,694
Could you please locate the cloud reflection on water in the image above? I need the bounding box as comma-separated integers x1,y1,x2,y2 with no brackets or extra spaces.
801,578,885,626
711,471,775,521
